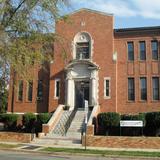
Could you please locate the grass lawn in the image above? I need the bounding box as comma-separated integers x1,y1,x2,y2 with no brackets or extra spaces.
40,147,160,158
0,143,21,149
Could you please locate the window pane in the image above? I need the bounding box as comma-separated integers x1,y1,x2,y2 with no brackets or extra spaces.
128,78,135,101
140,77,147,100
18,80,23,101
56,81,60,98
152,41,158,60
139,41,146,60
152,77,159,100
37,80,43,100
28,81,33,101
76,42,89,59
105,80,110,97
127,42,134,61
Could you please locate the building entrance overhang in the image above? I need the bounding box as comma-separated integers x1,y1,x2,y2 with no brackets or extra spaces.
65,59,99,71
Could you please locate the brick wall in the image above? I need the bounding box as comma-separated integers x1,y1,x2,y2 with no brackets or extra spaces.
7,8,160,115
8,64,50,113
0,132,33,143
82,135,160,149
115,36,160,114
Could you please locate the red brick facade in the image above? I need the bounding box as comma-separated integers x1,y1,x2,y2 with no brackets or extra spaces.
8,8,160,114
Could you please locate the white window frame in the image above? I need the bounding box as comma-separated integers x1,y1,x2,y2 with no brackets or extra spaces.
73,32,93,60
104,77,111,99
54,79,60,99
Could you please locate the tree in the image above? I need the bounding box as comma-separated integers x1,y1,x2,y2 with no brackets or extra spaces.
0,0,68,80
0,0,68,111
0,78,8,113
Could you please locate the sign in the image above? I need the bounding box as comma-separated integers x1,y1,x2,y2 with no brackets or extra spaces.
84,100,88,112
120,120,143,127
85,100,88,124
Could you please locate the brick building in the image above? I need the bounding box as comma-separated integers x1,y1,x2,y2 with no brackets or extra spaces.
8,8,160,114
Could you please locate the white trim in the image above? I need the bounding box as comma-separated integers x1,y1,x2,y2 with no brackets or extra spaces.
73,32,93,61
104,77,111,99
54,78,60,99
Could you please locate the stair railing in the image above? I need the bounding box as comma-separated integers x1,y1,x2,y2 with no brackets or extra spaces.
64,109,77,135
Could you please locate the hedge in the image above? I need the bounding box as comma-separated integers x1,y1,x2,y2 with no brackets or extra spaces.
37,113,50,124
97,112,120,135
23,113,37,133
3,114,19,131
145,112,160,136
36,113,50,132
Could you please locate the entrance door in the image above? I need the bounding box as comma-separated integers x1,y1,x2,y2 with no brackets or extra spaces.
75,81,89,108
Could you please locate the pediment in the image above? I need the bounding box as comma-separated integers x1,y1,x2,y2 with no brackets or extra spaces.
65,60,99,70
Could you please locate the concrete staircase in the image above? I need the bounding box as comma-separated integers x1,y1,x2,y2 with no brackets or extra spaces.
66,110,85,139
32,109,87,147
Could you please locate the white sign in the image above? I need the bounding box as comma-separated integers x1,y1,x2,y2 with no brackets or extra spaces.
85,100,88,124
85,100,88,112
120,121,143,127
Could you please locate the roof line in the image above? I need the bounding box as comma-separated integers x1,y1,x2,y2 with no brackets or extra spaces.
67,8,113,17
114,26,160,32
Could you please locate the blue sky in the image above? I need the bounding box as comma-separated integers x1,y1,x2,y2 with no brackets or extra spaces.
63,0,160,29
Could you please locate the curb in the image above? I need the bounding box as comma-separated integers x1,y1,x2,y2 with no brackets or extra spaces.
0,147,160,159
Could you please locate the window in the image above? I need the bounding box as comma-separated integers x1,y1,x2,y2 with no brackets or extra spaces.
140,77,147,101
139,41,146,60
74,32,91,60
37,80,43,100
55,79,60,98
104,78,111,98
18,80,23,101
152,77,160,100
152,41,158,60
27,81,33,101
76,42,89,59
128,78,135,101
127,42,134,61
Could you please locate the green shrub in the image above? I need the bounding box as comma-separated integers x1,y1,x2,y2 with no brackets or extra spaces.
36,113,50,133
98,112,120,127
3,114,18,131
37,113,50,124
23,113,37,133
0,114,5,122
145,112,160,136
121,113,145,124
97,112,120,135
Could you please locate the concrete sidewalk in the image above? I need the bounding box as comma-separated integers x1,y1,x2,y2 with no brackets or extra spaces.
2,141,160,153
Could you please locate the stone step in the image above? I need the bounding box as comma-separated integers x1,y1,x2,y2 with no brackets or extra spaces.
68,128,83,132
33,138,81,146
66,132,81,137
69,124,83,127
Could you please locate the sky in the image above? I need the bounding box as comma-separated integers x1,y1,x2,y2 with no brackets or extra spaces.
63,0,160,29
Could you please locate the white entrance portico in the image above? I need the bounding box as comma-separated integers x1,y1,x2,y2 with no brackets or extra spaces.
65,60,99,110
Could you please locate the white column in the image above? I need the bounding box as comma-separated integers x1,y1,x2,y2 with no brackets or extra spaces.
70,80,75,110
90,70,97,106
66,78,75,110
67,78,72,106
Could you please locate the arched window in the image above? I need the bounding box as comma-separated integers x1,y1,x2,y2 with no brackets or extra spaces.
74,32,91,60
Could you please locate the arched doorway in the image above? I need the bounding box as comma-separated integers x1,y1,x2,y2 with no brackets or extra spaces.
65,60,99,110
